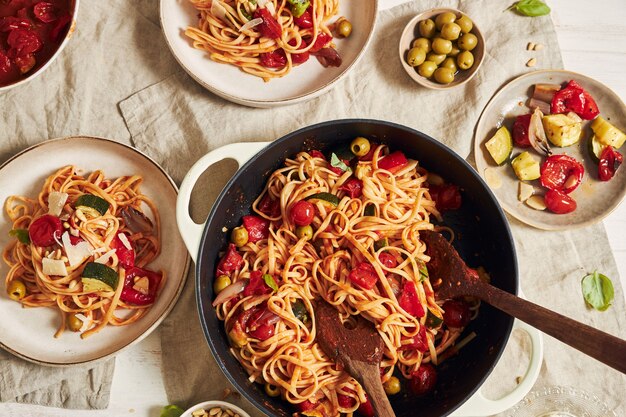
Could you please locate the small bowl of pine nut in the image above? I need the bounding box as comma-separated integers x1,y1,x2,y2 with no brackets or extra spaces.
181,401,251,417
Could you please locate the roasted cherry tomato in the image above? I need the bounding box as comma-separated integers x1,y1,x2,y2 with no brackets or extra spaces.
544,189,577,214
551,80,599,120
308,31,332,53
243,271,273,297
598,146,623,182
253,7,281,39
120,266,162,305
348,262,378,290
296,400,316,412
428,183,462,211
290,200,315,226
293,7,313,29
409,363,437,396
378,252,397,270
400,325,428,352
337,393,356,409
28,214,62,247
7,28,42,58
339,177,363,198
259,49,286,68
512,114,532,148
540,154,584,194
442,299,471,328
242,215,270,242
257,193,281,217
246,306,278,340
357,396,374,417
216,243,244,276
14,53,35,73
399,281,425,318
33,2,58,23
111,232,135,267
378,151,408,172
287,38,309,65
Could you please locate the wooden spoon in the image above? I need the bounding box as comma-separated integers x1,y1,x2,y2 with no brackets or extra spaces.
315,301,396,417
420,229,626,374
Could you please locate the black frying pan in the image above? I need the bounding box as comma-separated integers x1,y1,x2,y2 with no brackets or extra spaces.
177,119,520,417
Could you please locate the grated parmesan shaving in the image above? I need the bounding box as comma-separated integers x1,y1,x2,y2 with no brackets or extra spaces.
47,191,68,217
61,232,94,266
95,249,117,264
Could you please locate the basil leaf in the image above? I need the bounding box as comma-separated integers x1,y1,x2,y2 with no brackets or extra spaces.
9,229,30,244
287,0,309,18
511,0,551,17
581,271,614,311
330,153,351,173
263,274,278,292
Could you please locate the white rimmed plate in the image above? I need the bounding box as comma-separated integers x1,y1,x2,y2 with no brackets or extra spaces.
474,70,626,230
159,0,377,107
0,136,190,366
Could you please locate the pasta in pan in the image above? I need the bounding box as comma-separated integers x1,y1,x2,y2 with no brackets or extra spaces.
212,139,479,416
3,166,165,339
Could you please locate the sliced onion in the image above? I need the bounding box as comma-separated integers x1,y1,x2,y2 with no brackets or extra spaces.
257,0,268,7
528,108,551,155
265,1,276,15
211,0,229,23
120,206,153,233
532,83,560,103
528,98,550,114
240,17,263,32
212,280,246,306
256,309,280,326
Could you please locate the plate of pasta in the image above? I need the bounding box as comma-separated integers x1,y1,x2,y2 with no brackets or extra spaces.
159,0,377,107
0,136,190,366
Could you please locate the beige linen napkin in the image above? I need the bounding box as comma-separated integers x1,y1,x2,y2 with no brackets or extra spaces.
0,0,180,409
118,1,625,415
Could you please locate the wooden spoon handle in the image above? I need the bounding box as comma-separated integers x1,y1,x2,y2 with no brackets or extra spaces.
349,360,396,417
477,282,626,374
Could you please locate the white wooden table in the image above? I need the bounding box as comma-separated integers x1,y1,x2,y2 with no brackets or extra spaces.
1,0,624,416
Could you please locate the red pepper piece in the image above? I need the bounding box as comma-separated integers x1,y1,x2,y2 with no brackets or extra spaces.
253,7,281,39
33,2,58,23
216,243,244,276
551,80,599,120
259,48,286,68
243,270,273,297
287,38,309,65
111,233,135,267
308,31,331,53
512,114,532,148
120,266,162,305
242,215,270,242
544,189,577,214
428,183,462,211
409,363,437,396
29,214,62,247
378,151,408,172
598,146,623,181
399,280,425,318
348,262,378,290
257,193,280,217
540,154,584,194
339,178,363,198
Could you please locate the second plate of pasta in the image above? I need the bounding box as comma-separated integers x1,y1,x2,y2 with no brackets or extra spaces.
0,137,190,366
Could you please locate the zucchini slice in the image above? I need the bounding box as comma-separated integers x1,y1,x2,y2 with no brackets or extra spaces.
426,307,443,328
81,262,118,292
374,238,388,251
485,126,513,165
588,135,604,164
76,194,110,216
306,192,340,207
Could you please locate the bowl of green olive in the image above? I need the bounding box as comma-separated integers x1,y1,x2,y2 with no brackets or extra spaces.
399,8,484,89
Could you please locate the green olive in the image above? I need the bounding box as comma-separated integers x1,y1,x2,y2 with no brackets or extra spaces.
434,67,455,84
425,52,445,65
448,44,461,57
458,33,478,51
411,38,431,53
230,226,249,248
7,279,26,301
406,47,426,67
295,225,313,240
337,19,352,38
265,384,280,397
417,61,437,78
214,274,232,294
431,37,452,55
351,137,371,156
418,19,436,38
457,50,474,70
435,12,457,30
456,15,473,34
67,313,83,332
440,22,461,41
440,57,457,72
383,376,401,395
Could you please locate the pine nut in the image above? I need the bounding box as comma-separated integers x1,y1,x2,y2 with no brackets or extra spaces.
534,43,544,51
527,42,535,51
526,58,537,67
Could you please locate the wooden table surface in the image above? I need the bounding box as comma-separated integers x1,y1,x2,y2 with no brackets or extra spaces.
1,0,624,416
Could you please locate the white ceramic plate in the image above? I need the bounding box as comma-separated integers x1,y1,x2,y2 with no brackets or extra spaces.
159,0,377,107
0,137,190,366
474,70,626,230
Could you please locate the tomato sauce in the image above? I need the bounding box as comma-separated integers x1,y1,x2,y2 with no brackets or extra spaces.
0,0,72,87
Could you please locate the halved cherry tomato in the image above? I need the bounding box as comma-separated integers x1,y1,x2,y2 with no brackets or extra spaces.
294,7,313,29
544,189,577,214
339,178,363,198
243,271,273,296
308,32,331,53
111,232,135,267
28,214,62,247
540,154,584,194
33,2,58,23
337,393,356,408
290,200,315,226
357,396,374,417
428,183,462,211
598,146,623,182
253,7,281,39
399,281,425,318
378,252,397,270
120,266,162,305
409,363,437,396
378,151,408,172
259,49,286,68
512,114,532,148
348,262,378,290
245,306,278,340
442,299,471,328
257,193,281,217
216,243,244,276
551,80,599,120
7,28,42,57
242,215,270,242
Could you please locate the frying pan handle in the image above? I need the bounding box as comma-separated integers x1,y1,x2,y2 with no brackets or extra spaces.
450,319,544,417
176,142,269,262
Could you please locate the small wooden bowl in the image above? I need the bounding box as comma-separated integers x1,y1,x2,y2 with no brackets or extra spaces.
399,8,485,89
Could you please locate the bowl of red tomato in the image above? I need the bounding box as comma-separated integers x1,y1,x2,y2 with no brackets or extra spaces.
0,0,78,91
